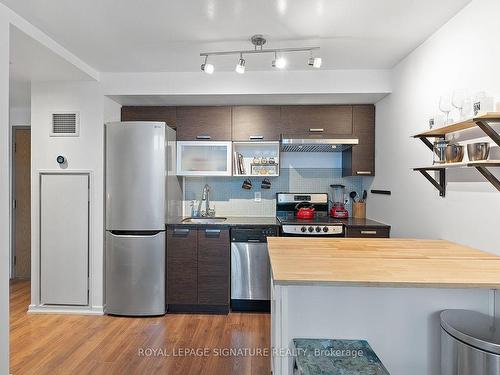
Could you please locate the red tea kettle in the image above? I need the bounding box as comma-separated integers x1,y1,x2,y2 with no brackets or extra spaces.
295,202,315,220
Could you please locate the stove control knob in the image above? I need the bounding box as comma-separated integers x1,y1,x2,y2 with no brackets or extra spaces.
315,226,321,232
323,227,329,233
301,226,307,233
308,226,314,233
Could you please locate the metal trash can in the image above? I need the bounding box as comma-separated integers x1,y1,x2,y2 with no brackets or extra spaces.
441,310,500,375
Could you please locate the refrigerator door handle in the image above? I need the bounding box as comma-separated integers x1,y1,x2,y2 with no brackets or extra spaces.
109,230,163,237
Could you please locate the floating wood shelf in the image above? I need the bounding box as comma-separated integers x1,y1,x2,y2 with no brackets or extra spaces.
414,112,500,138
413,114,500,195
414,161,500,194
414,160,500,170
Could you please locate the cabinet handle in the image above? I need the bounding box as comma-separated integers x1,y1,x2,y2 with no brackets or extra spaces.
309,128,324,132
249,135,264,140
205,229,221,237
356,171,372,175
196,135,211,140
173,228,190,235
360,230,377,235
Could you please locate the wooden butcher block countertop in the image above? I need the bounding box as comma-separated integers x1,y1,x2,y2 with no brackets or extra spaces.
268,238,500,288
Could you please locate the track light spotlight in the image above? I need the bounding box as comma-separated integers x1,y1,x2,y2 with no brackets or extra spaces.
235,54,246,74
308,55,322,68
201,56,214,74
272,52,286,69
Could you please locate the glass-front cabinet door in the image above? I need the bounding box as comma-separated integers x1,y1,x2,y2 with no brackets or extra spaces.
176,141,232,176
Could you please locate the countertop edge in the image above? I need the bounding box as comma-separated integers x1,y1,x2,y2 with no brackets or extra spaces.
272,279,500,289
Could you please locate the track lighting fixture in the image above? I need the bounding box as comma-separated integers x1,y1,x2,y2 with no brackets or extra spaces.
308,52,322,68
235,54,246,74
272,52,286,69
200,34,321,74
200,55,214,74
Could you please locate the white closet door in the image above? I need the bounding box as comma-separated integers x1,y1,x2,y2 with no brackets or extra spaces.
40,173,89,305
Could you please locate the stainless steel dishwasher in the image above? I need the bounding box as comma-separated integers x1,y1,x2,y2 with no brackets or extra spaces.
441,309,500,375
230,226,277,312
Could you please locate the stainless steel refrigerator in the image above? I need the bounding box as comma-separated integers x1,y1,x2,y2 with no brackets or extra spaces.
105,121,181,316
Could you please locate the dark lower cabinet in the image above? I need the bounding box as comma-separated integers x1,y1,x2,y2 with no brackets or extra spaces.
166,228,197,305
197,229,230,306
345,226,390,238
167,226,230,314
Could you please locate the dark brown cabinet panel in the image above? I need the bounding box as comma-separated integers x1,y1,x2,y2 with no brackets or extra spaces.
176,106,232,141
121,106,177,128
197,228,230,306
167,228,197,305
281,105,353,135
343,105,375,176
166,226,229,313
345,227,390,238
232,106,282,141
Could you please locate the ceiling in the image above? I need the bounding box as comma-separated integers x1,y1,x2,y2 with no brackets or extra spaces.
9,26,95,110
9,26,95,82
1,0,471,73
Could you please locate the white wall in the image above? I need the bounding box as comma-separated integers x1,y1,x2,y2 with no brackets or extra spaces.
30,81,120,313
0,14,9,375
101,69,391,97
10,107,30,126
368,0,500,254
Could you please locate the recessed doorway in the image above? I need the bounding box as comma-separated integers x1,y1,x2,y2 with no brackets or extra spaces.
12,127,31,279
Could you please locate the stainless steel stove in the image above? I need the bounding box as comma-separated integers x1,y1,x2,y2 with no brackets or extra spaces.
276,193,344,236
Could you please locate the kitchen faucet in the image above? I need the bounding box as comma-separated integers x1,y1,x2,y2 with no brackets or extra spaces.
197,184,215,217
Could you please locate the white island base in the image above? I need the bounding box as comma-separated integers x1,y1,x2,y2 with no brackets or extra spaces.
271,283,495,375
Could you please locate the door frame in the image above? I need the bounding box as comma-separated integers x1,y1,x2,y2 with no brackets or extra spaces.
11,126,31,279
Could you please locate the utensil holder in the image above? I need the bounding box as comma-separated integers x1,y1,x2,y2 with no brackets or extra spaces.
352,202,366,219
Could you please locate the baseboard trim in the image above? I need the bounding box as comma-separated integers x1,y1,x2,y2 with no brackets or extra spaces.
28,304,104,315
167,304,229,315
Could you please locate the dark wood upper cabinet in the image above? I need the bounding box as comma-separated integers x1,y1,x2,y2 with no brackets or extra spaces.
166,228,197,305
232,106,282,141
121,106,177,129
342,105,375,176
197,228,230,306
176,106,232,141
281,105,353,135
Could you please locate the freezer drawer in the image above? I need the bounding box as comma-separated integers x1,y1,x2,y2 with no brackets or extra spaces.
105,231,165,316
231,242,270,300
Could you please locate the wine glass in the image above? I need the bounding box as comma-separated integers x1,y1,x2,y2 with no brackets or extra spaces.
452,90,466,120
439,95,453,124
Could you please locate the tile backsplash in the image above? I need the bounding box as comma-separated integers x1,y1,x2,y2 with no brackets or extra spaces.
183,168,363,217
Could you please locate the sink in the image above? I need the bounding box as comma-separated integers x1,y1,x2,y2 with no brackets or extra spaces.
181,217,227,224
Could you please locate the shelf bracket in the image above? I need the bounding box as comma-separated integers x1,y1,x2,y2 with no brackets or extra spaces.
475,166,500,191
475,120,500,148
417,169,446,197
418,137,435,151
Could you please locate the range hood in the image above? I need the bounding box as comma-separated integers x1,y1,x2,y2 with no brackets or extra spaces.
280,134,359,152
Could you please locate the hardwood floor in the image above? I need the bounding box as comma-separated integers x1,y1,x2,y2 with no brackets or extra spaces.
10,281,271,374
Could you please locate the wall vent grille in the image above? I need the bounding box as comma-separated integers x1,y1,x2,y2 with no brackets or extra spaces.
50,112,80,137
